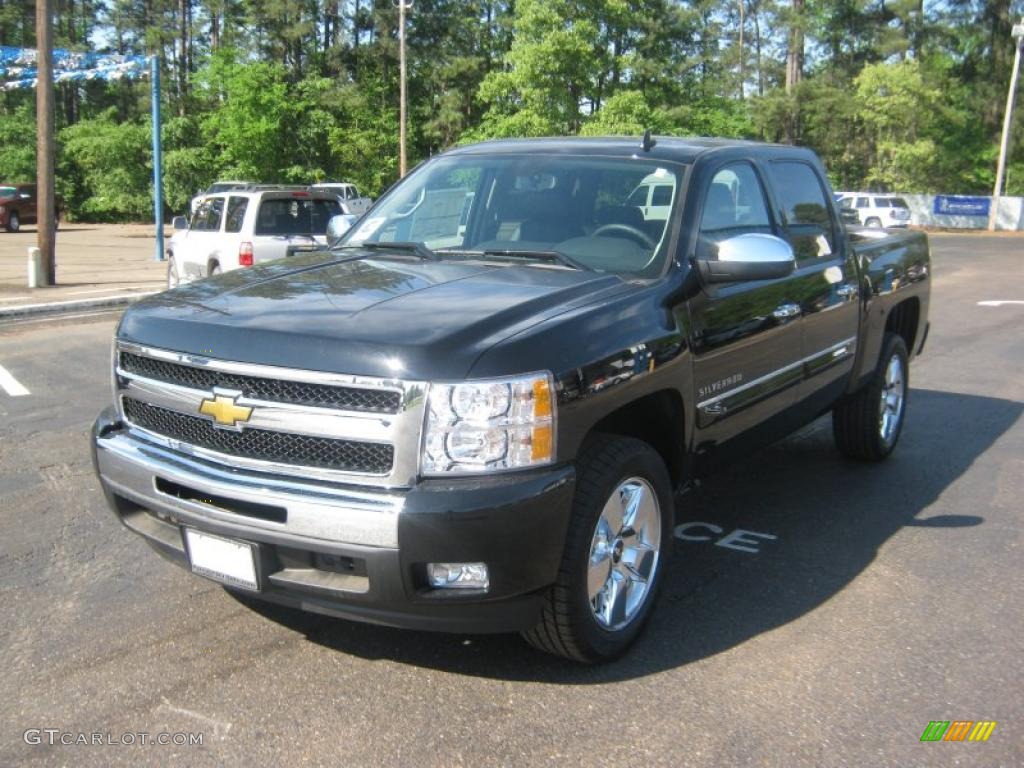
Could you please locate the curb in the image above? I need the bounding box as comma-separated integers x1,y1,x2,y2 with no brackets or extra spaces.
0,291,159,320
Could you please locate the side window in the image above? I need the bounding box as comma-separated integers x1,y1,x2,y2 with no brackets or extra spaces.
225,196,249,233
766,161,835,260
855,197,868,208
697,163,772,260
651,185,673,206
192,198,225,232
190,201,211,231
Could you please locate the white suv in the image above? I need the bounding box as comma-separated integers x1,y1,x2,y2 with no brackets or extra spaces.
836,193,911,228
167,187,342,288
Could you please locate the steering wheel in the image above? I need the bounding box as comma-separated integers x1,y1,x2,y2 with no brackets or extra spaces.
592,223,656,250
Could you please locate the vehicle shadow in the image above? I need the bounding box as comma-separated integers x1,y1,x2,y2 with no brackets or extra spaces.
235,387,1021,683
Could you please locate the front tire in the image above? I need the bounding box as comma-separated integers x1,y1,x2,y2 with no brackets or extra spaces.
6,212,19,232
522,435,673,663
865,217,882,228
833,333,909,461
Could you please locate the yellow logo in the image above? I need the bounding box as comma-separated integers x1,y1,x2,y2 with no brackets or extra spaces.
198,393,253,428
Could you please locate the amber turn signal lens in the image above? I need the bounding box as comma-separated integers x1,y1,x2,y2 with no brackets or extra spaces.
533,377,553,419
531,424,553,462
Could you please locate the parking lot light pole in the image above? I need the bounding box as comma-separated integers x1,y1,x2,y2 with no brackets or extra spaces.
989,19,1024,231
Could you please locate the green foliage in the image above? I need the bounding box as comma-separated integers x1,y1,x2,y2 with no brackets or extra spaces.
58,110,153,221
197,52,298,181
3,0,1022,220
0,104,36,182
581,91,658,136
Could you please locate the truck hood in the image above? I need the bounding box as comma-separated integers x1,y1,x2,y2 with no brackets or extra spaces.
119,251,629,380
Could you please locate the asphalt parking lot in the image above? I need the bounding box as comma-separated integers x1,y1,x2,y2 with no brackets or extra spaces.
0,233,1021,767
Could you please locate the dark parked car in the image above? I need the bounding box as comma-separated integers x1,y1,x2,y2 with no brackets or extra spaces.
0,183,62,232
93,137,930,662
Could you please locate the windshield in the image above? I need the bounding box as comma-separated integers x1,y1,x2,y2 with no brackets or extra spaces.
0,186,15,198
341,154,684,277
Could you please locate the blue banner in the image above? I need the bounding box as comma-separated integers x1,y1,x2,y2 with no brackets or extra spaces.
933,195,990,217
1,47,149,90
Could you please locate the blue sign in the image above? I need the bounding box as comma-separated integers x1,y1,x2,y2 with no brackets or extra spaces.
933,195,990,217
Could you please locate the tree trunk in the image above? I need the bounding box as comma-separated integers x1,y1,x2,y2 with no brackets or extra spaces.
752,0,764,96
785,0,803,95
177,0,188,115
784,0,804,143
738,0,745,99
211,8,220,51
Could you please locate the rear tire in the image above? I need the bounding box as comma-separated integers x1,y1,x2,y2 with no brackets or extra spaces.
6,212,19,232
833,333,909,461
522,435,673,663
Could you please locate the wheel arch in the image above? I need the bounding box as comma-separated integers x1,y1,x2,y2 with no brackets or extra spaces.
581,389,687,490
884,296,921,358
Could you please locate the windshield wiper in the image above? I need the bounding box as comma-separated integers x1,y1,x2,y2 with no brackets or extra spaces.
436,248,589,271
338,241,438,261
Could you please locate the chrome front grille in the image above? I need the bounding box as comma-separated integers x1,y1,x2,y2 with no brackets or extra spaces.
114,342,426,487
120,351,402,413
122,398,395,474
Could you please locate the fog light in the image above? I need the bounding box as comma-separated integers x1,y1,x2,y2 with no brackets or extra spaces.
427,562,489,590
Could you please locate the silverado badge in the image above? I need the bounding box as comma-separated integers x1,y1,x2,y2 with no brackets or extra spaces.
198,393,253,428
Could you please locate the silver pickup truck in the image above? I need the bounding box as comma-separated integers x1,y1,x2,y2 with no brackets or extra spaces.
311,182,373,216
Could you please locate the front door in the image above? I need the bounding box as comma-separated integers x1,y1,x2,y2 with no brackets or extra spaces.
687,161,806,467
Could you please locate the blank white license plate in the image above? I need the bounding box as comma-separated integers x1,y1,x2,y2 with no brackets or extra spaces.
183,528,258,591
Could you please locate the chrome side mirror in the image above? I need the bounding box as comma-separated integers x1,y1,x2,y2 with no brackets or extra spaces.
171,215,188,231
697,233,795,283
327,214,358,246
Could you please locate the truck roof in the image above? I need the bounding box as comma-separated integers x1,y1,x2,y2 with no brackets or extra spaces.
444,136,819,165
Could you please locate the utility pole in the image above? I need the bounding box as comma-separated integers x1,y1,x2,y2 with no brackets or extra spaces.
397,0,412,177
990,19,1024,231
151,56,165,261
36,0,56,285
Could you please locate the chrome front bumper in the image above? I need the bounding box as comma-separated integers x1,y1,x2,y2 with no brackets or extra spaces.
94,425,405,549
92,408,577,633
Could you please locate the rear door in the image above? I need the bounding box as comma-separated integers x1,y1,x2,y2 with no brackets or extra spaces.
687,161,805,461
762,160,859,409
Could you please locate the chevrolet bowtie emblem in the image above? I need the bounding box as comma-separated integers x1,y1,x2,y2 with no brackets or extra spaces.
198,393,253,428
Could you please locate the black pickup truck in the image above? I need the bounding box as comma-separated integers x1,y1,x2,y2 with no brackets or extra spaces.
92,137,930,662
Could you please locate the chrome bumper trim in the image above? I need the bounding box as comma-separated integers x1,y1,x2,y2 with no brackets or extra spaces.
96,431,403,548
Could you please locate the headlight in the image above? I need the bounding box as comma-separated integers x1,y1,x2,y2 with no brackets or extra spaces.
422,372,555,475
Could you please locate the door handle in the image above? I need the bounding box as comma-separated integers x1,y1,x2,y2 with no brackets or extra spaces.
772,303,801,320
836,283,858,300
